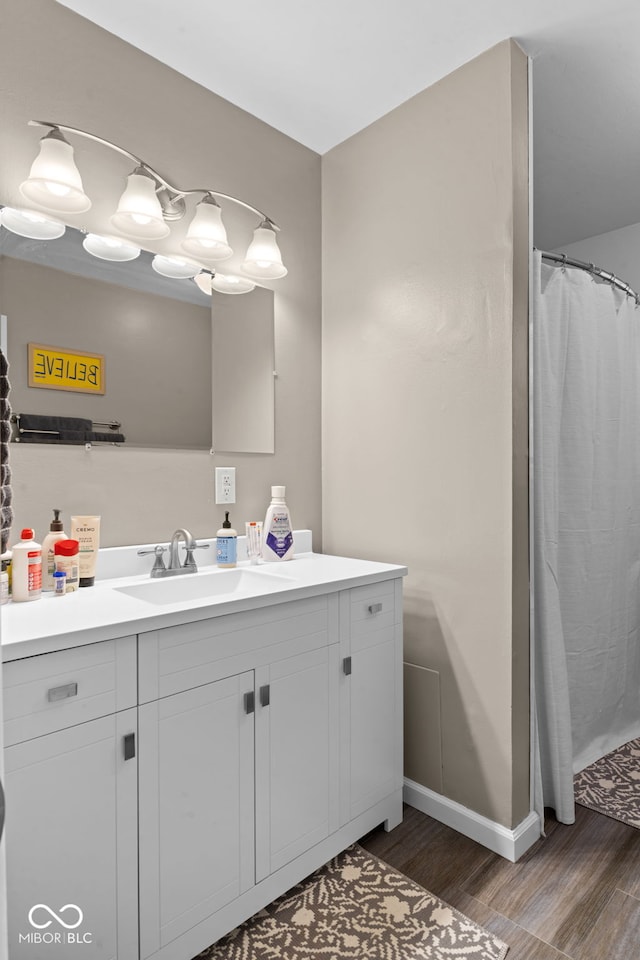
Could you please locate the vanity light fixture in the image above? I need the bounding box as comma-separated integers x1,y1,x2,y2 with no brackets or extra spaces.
19,121,288,278
19,127,91,214
110,168,170,240
0,205,66,240
82,233,141,262
181,194,232,262
151,254,202,280
241,219,288,280
193,272,255,295
210,273,256,295
193,272,257,295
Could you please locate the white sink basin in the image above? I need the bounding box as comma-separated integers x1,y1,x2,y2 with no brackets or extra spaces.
114,567,295,606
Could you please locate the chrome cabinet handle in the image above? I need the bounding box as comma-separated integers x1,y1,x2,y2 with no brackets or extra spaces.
343,656,352,676
47,682,78,702
244,691,255,715
367,602,383,615
259,684,270,707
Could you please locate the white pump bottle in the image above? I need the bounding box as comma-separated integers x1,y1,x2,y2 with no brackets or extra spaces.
262,486,294,562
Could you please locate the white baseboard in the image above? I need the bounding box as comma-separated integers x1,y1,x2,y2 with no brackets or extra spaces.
403,777,541,862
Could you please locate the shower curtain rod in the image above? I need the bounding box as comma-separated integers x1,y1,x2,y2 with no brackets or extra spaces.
538,249,640,306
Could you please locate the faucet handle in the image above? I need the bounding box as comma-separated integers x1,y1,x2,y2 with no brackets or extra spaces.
183,540,209,571
137,544,167,577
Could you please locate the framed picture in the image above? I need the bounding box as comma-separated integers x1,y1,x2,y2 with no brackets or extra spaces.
28,343,105,395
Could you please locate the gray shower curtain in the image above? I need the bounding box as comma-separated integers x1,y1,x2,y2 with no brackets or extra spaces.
533,251,640,824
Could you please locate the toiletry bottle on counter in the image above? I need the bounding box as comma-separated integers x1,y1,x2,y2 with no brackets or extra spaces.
54,539,80,592
53,570,67,596
262,486,294,562
71,515,100,587
12,528,42,602
41,508,67,591
1,551,12,600
245,521,263,564
216,512,237,568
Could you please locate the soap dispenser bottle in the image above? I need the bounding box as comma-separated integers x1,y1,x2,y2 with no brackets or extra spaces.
216,512,237,568
41,509,67,591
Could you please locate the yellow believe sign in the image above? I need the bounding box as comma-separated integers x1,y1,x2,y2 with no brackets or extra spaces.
28,343,105,395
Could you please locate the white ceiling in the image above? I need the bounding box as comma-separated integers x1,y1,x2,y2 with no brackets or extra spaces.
56,0,640,250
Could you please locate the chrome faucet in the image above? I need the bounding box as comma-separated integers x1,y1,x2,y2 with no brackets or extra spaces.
138,528,210,578
168,528,197,572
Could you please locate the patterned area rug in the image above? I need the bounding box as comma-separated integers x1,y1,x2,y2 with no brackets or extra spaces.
574,737,640,828
194,844,508,959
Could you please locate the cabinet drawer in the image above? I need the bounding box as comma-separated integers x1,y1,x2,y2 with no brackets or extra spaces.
139,594,339,702
3,635,137,746
349,579,396,648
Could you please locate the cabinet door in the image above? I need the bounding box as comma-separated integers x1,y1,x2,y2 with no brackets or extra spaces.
340,582,401,823
255,645,339,882
138,671,254,959
4,709,138,960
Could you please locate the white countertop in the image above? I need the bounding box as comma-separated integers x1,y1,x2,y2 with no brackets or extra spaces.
1,551,407,661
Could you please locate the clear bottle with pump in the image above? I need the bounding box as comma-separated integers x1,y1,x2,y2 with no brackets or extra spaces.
11,528,42,602
41,508,67,591
262,485,294,562
216,512,237,568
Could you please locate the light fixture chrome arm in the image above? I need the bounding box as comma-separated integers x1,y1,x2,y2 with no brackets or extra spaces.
28,120,280,229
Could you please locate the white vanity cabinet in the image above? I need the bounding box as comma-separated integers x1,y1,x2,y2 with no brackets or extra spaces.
2,561,405,960
138,671,255,956
2,636,138,960
137,594,341,959
339,579,403,824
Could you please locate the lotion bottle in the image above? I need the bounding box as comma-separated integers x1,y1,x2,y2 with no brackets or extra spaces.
41,508,67,591
216,512,237,568
12,528,42,602
262,485,294,562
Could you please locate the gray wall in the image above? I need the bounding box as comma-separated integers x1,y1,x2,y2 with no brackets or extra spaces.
321,40,530,829
2,0,322,547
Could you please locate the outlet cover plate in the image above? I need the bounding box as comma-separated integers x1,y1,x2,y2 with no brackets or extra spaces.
215,466,236,504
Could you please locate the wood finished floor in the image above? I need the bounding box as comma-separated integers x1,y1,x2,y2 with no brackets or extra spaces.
360,803,640,959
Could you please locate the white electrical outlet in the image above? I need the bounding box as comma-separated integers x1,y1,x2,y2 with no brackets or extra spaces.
215,467,236,504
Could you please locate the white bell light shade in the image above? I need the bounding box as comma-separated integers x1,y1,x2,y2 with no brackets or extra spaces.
152,255,201,279
110,170,170,240
210,273,255,295
83,233,141,262
0,206,66,240
181,196,232,261
19,131,91,214
241,220,287,280
193,272,213,295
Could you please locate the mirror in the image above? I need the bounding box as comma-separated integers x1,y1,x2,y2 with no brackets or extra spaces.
0,219,275,452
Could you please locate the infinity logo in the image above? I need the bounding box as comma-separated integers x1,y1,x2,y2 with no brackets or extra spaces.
28,904,84,930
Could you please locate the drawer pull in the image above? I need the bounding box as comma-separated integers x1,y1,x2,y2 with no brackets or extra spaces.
367,602,383,615
244,691,255,715
123,733,136,761
47,682,78,703
259,684,270,707
343,656,352,676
